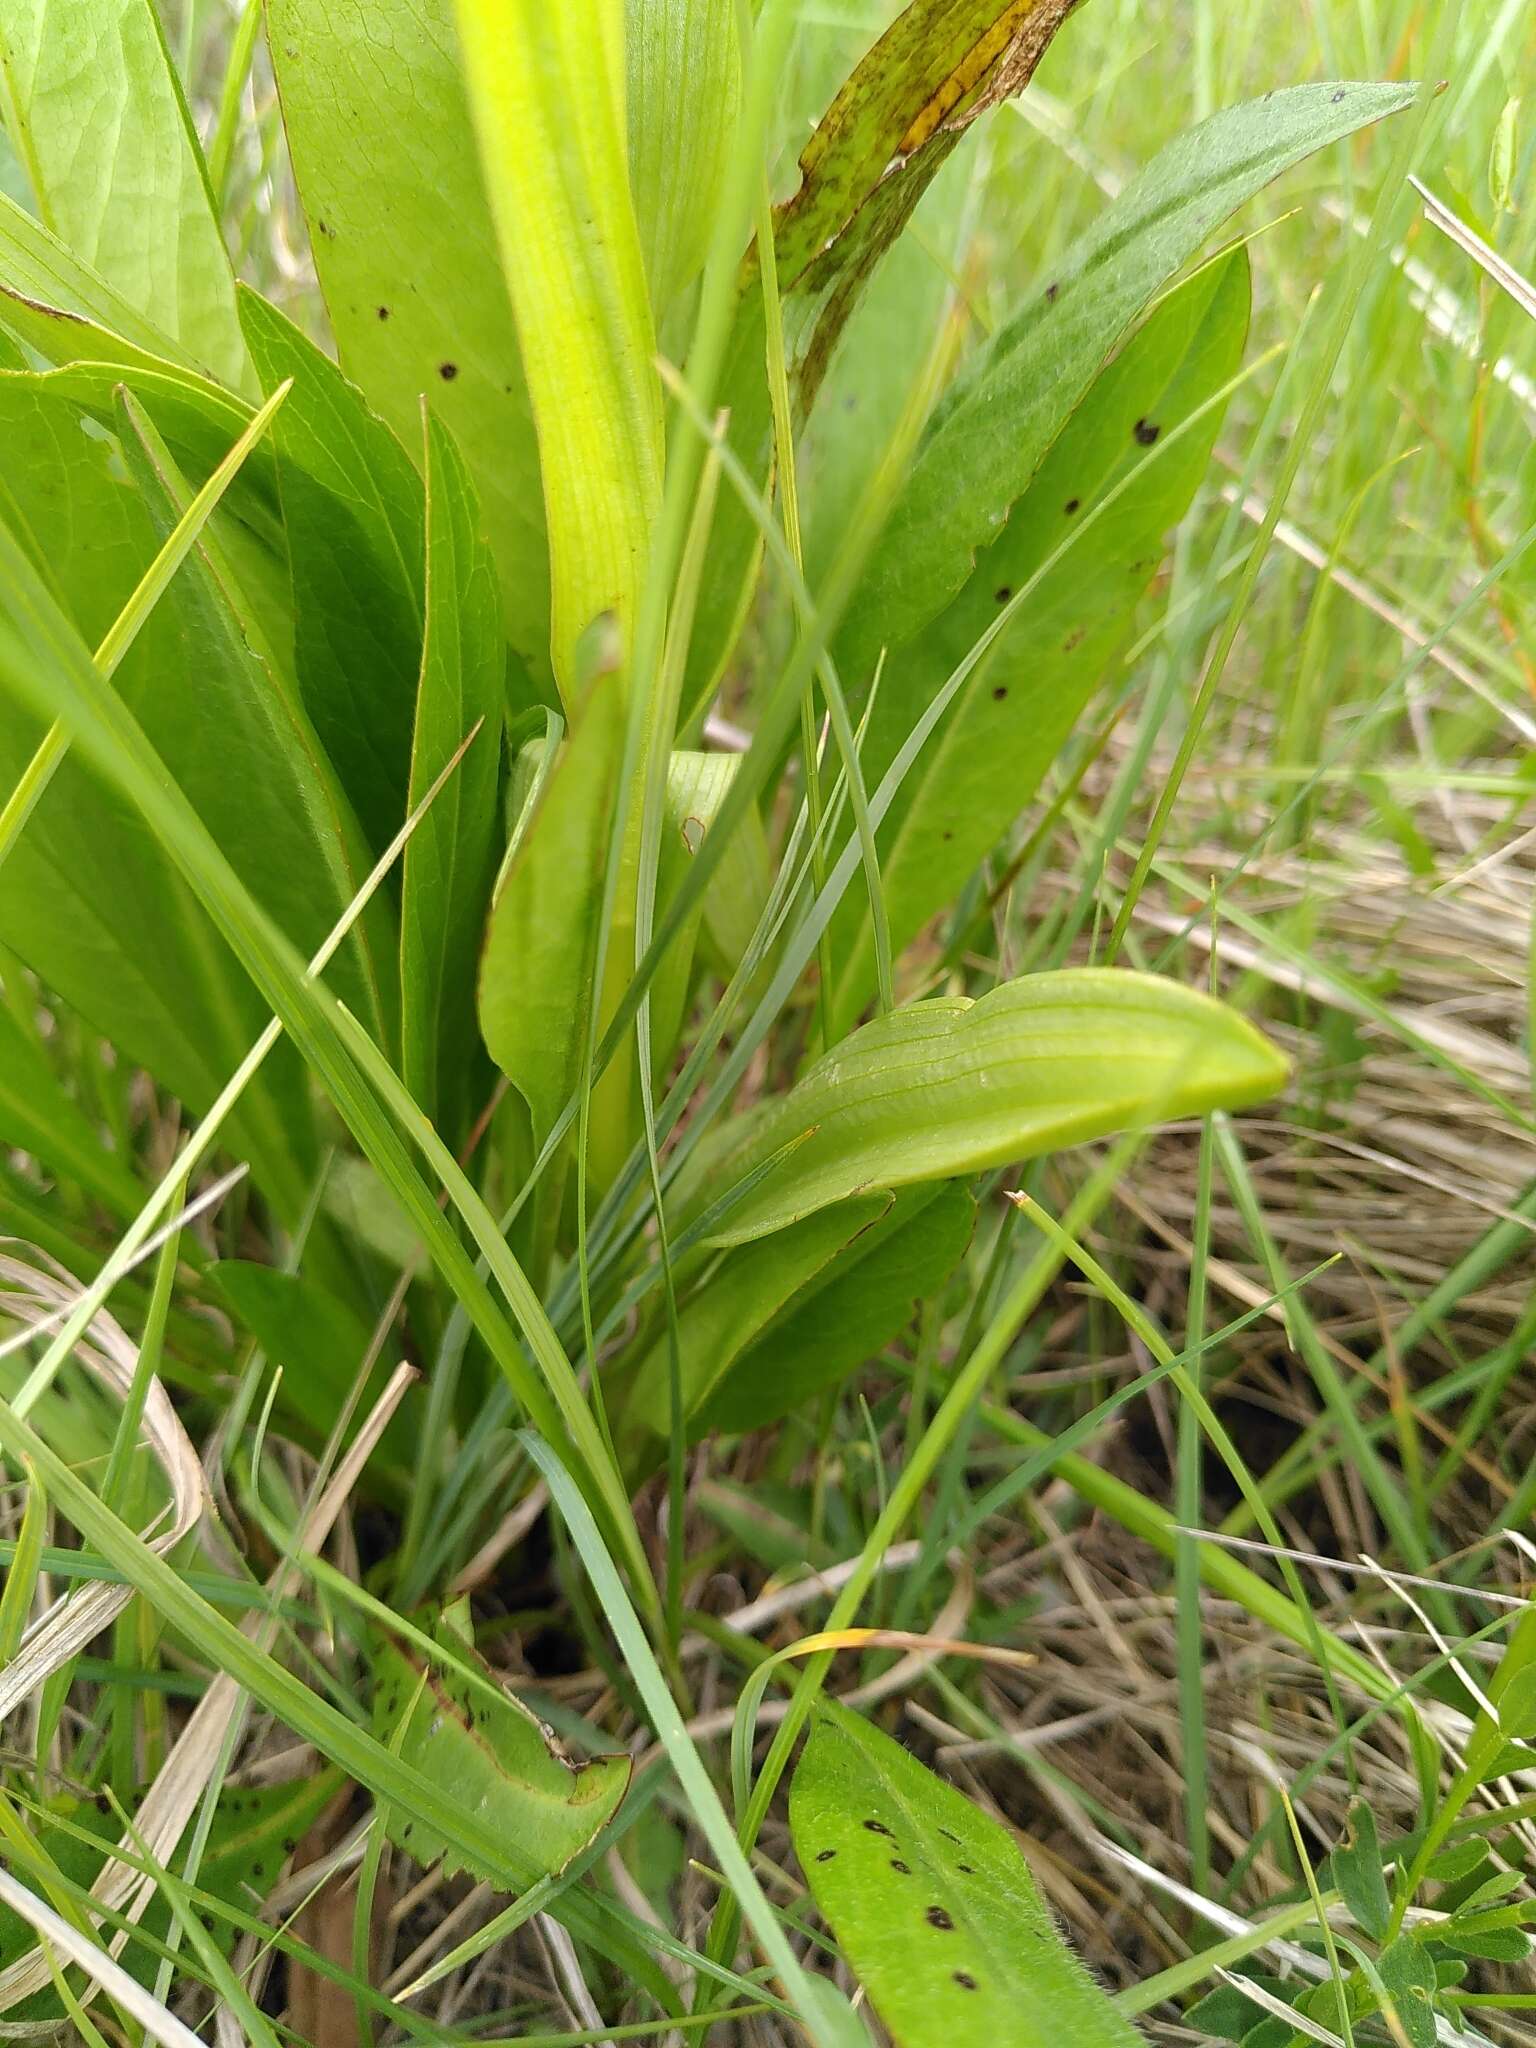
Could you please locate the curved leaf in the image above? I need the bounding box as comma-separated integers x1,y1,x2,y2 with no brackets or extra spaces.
838,80,1416,679
694,969,1288,1246
626,0,740,323
831,245,1251,1025
371,1607,630,1888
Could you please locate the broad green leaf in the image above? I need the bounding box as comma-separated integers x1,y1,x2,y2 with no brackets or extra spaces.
240,288,426,861
626,0,740,324
479,711,624,1153
0,0,248,389
694,969,1288,1246
0,379,311,1211
116,395,396,1050
453,0,663,695
620,1193,892,1454
0,1774,340,2022
700,1181,975,1435
791,1703,1145,2048
1331,1797,1390,1940
400,413,503,1135
839,81,1417,681
0,997,141,1221
0,189,192,369
371,1607,630,1886
1377,1937,1439,2048
831,247,1250,1026
266,0,551,691
773,0,1080,293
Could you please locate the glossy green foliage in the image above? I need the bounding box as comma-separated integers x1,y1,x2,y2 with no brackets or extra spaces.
622,1187,972,1456
701,1182,975,1435
400,414,504,1135
0,1773,339,2023
370,1607,631,1888
0,0,248,389
692,970,1288,1247
0,377,321,1210
266,0,551,691
831,247,1251,1027
791,1704,1145,2048
241,289,426,862
838,80,1416,682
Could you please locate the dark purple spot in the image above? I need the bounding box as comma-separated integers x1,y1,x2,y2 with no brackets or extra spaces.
954,1971,978,1991
377,305,390,320
1133,418,1161,446
1045,282,1060,303
926,1906,955,1930
439,362,459,381
992,685,1008,701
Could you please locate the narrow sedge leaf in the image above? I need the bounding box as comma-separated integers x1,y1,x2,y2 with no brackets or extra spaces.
371,1609,629,1888
267,0,552,691
0,0,248,390
400,412,503,1134
791,1704,1145,2048
626,0,741,322
453,0,663,695
696,969,1288,1246
840,80,1417,678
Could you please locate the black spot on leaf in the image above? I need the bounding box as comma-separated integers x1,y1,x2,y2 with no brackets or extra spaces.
1045,282,1060,303
864,1819,893,1837
1064,497,1080,515
439,362,459,381
816,1849,837,1863
926,1906,955,1930
1332,88,1347,102
939,1829,961,1844
1133,418,1161,446
995,586,1012,604
377,305,391,320
957,1863,975,1875
890,1859,911,1874
992,685,1008,701
954,1971,979,1991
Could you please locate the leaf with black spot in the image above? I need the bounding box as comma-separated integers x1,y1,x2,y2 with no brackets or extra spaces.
790,1702,1145,2048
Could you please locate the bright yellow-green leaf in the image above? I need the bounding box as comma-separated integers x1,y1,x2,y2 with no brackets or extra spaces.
0,0,249,390
694,969,1289,1246
626,0,741,324
453,0,663,697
